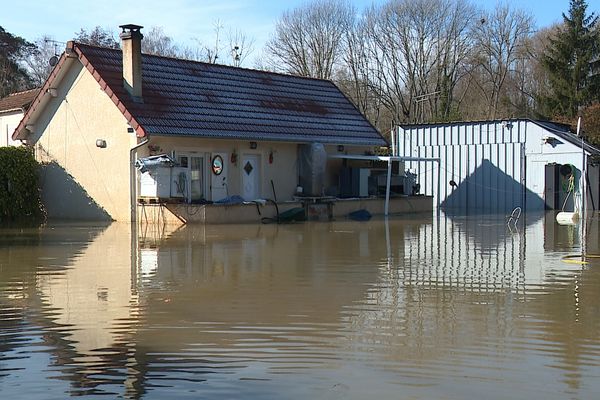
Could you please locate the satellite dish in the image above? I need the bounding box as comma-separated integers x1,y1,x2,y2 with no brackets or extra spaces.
49,55,59,67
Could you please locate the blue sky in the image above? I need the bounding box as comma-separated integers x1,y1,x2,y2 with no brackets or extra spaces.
2,0,582,61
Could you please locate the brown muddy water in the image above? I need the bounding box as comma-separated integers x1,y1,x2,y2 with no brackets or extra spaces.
1,213,600,399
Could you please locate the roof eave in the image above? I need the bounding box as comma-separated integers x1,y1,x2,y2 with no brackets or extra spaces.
0,107,25,115
146,132,386,146
12,53,77,141
12,42,148,141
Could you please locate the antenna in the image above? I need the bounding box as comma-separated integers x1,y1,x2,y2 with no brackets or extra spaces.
231,45,242,67
45,39,66,67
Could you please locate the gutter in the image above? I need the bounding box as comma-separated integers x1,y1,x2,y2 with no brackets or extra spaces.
130,137,150,222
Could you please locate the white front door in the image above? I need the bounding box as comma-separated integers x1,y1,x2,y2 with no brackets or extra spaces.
242,154,261,200
210,153,228,201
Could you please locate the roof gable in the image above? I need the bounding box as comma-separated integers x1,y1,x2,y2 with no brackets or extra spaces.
16,43,384,146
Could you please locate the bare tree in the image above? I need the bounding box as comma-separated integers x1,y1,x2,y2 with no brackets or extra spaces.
431,0,477,121
142,26,180,57
202,20,224,64
24,36,59,86
265,0,354,79
74,26,119,48
188,21,255,66
350,0,476,124
468,4,533,119
341,10,385,128
228,29,254,67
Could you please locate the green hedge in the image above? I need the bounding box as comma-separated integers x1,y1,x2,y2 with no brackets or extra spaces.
0,146,44,223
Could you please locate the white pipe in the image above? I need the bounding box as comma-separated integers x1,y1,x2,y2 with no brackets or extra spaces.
436,159,440,216
130,137,150,222
578,117,585,214
578,116,586,255
385,158,392,216
391,126,397,157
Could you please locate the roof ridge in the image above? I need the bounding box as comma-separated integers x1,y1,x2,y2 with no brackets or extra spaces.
3,88,40,98
73,41,338,86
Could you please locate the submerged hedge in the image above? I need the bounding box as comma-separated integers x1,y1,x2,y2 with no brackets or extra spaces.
0,146,44,223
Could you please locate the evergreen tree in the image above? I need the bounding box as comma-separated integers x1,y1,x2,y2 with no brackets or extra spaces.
541,0,600,118
0,26,35,98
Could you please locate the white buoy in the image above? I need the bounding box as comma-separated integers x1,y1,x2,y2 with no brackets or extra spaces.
556,211,580,225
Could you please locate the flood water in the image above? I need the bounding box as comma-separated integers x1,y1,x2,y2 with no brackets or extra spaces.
1,213,600,399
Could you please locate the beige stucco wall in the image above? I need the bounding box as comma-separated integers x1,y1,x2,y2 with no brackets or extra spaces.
140,137,299,201
0,111,24,147
139,196,432,225
141,140,381,204
27,62,137,221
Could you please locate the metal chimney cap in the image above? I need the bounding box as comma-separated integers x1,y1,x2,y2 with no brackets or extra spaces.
119,24,144,32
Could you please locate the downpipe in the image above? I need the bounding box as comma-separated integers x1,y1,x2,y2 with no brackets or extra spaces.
130,137,150,222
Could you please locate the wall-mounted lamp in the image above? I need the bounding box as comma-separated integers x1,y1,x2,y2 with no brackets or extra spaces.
96,139,107,148
502,121,513,130
268,150,274,164
25,124,35,132
46,88,58,97
249,141,257,149
337,145,345,152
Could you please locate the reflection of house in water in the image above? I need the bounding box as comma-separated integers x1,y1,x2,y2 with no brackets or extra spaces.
8,219,426,397
135,221,418,326
3,216,599,398
397,212,597,292
37,224,136,360
347,213,600,394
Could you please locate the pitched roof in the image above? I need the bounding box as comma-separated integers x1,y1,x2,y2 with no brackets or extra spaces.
16,42,385,146
532,120,600,155
0,88,40,114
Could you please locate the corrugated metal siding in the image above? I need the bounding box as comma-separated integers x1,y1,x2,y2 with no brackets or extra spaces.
399,121,526,213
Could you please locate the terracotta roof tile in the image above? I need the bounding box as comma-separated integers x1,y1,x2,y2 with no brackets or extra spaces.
0,89,40,113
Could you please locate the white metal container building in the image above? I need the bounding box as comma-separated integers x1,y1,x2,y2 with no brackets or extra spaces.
397,119,600,213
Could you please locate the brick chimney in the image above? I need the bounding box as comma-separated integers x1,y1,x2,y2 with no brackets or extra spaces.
119,24,143,101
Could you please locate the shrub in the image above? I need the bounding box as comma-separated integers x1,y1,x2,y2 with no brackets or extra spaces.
0,146,44,223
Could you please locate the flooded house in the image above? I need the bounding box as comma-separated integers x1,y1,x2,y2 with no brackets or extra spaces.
398,120,600,214
0,88,39,147
12,24,432,224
